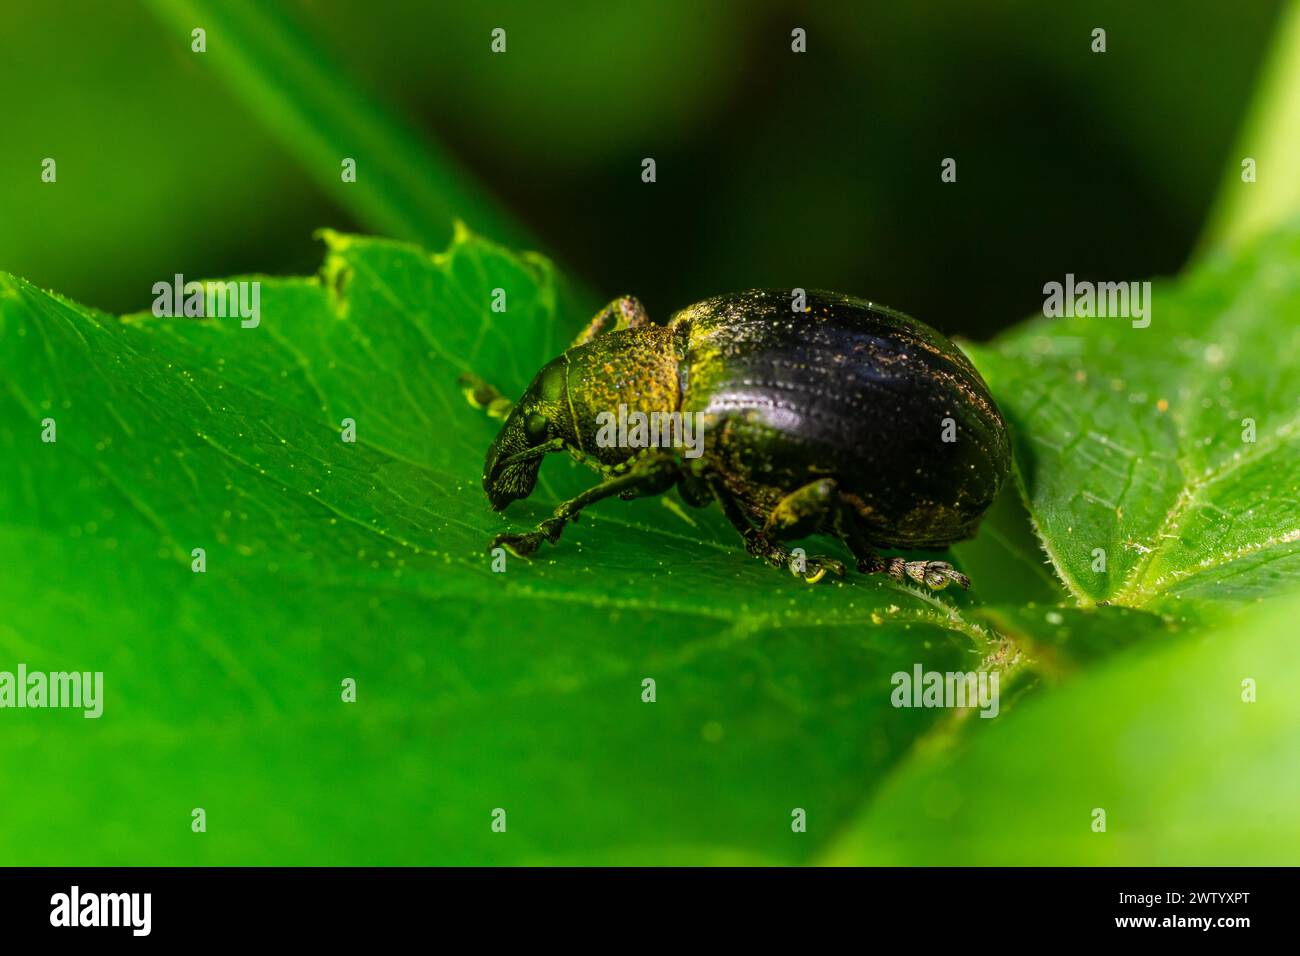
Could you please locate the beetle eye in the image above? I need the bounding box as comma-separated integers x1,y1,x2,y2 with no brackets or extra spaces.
525,411,549,442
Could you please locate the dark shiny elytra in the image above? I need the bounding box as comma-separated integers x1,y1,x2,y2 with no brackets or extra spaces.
676,290,1009,547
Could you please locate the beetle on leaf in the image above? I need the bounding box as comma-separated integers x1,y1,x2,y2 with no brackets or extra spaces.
461,290,1010,588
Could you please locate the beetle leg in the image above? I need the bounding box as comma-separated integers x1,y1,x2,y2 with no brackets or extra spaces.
710,486,783,564
712,483,845,583
762,479,840,541
676,471,714,508
837,515,971,590
764,479,848,580
881,556,970,590
570,295,651,348
457,371,513,419
490,452,678,558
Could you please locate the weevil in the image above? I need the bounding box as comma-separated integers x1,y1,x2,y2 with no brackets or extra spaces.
461,290,1010,588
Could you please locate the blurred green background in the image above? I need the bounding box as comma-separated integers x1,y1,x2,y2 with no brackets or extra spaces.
0,0,1284,336
3,0,1299,868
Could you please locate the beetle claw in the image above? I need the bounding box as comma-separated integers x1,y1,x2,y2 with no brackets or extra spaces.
490,515,569,558
785,555,846,583
802,557,846,583
871,557,969,590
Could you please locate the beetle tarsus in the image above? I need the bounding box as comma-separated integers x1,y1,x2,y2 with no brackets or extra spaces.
739,529,844,583
905,559,969,590
490,516,568,559
858,555,968,590
491,530,546,558
793,556,846,583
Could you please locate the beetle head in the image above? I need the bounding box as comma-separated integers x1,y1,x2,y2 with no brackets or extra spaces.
483,356,573,510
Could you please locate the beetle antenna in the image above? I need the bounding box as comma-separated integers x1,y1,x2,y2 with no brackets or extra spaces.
458,371,513,419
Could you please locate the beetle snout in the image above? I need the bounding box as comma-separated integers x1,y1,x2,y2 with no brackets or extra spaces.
484,457,541,511
483,424,541,511
483,452,518,510
484,453,507,510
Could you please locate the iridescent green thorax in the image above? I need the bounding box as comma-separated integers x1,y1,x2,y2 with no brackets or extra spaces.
563,326,686,464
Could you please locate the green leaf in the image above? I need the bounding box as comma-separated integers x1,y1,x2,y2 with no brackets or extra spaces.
2,219,1296,864
966,224,1300,614
820,222,1300,865
0,229,1007,864
821,588,1300,865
